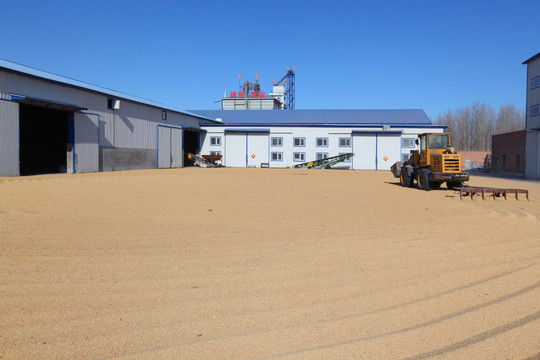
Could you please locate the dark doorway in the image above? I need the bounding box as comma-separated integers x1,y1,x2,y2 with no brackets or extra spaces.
183,130,199,167
19,104,71,176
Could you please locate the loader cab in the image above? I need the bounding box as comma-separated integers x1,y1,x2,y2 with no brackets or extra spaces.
415,133,453,167
427,134,450,149
416,133,451,151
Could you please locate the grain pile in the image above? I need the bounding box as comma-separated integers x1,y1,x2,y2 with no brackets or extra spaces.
1,168,539,359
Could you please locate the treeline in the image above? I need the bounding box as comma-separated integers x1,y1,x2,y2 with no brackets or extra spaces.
433,102,525,151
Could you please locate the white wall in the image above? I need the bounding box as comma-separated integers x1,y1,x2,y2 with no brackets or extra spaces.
199,126,443,169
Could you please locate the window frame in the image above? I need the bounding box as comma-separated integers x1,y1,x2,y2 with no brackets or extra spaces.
293,152,305,162
531,104,540,117
271,152,283,162
316,137,329,147
402,138,415,148
316,152,329,161
293,137,306,147
339,137,351,147
532,76,540,90
271,137,283,147
210,136,222,146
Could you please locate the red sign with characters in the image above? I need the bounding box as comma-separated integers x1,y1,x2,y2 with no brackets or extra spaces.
228,90,266,98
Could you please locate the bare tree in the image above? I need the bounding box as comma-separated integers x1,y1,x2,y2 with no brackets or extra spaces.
495,105,524,135
434,103,524,151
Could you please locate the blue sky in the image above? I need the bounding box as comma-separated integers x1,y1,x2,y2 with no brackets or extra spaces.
2,0,538,120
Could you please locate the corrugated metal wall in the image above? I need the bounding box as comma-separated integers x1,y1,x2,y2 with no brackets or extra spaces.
74,112,99,173
1,70,203,152
157,126,183,168
171,128,183,168
0,100,19,176
158,126,171,168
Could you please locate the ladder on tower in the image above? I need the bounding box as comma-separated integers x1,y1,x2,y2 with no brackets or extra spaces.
293,153,354,169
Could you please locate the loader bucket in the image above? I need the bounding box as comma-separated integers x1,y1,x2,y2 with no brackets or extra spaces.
390,162,403,178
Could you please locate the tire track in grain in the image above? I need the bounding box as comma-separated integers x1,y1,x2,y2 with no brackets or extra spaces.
254,284,540,360
400,312,540,360
83,265,539,359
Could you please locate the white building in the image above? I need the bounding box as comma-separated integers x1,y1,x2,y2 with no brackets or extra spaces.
193,110,445,170
523,52,540,178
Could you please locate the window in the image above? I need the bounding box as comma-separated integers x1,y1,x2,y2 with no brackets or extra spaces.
532,76,540,90
402,138,415,148
271,137,283,147
293,137,305,147
402,153,411,162
107,98,120,110
316,137,328,147
339,137,351,147
339,153,351,163
293,152,305,162
210,136,221,146
532,104,540,116
316,153,329,160
427,134,449,149
271,152,283,161
210,151,221,156
420,136,426,151
162,110,167,121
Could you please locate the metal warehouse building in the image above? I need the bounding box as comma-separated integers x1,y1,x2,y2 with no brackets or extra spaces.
0,59,216,177
193,110,445,170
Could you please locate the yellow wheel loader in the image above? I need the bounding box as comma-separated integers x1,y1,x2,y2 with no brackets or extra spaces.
391,133,469,190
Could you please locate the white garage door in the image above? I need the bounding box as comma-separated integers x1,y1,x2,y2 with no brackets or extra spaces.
352,134,376,170
377,133,401,170
247,133,269,167
225,133,247,167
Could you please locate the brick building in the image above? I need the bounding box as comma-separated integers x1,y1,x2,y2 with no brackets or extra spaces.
491,130,526,174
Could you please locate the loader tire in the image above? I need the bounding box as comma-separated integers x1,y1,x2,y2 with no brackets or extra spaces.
399,168,413,187
417,169,431,190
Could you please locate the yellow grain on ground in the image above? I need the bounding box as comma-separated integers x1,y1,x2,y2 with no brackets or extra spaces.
0,168,539,360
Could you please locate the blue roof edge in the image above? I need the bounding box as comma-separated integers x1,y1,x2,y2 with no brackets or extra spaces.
202,123,441,128
0,58,218,123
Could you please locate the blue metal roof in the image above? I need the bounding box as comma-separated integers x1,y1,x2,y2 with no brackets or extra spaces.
188,109,433,126
0,58,216,122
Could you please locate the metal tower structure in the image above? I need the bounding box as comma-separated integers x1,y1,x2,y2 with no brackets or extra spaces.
274,67,295,109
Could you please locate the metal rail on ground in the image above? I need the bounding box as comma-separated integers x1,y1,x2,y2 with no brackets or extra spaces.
456,186,529,201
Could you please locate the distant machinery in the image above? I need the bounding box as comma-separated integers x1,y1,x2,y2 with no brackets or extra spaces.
272,67,295,110
239,73,262,97
221,68,296,110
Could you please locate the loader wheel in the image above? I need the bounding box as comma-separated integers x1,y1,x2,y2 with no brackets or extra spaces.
417,169,431,190
399,168,413,187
